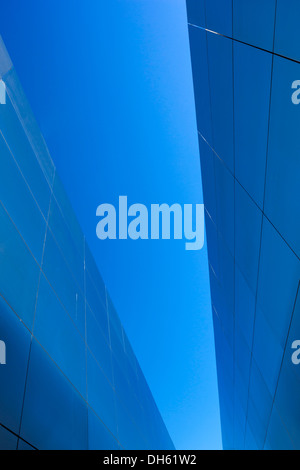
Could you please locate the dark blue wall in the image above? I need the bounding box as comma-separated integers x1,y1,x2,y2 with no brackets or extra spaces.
187,0,300,450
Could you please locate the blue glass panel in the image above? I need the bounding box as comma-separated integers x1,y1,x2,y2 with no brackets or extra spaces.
246,400,265,449
218,389,234,450
0,36,175,450
265,55,300,258
213,310,234,387
112,356,143,433
86,351,117,437
188,0,300,450
257,217,300,349
42,229,85,334
275,0,300,61
233,41,272,208
199,136,217,223
235,182,262,294
0,134,46,263
188,25,212,144
233,0,276,51
33,274,86,398
84,242,107,305
86,270,109,343
265,406,295,450
0,297,31,433
210,269,234,348
235,266,256,349
0,37,12,78
248,359,273,439
235,363,249,416
233,416,245,450
88,408,119,450
17,439,36,450
186,0,205,28
214,156,234,256
252,304,284,397
107,293,124,349
115,397,148,450
20,339,87,450
205,212,219,279
0,87,52,217
0,202,40,331
273,350,300,448
207,32,234,173
52,173,84,259
3,68,55,186
235,324,251,387
110,326,129,381
86,304,113,384
122,331,138,382
217,235,235,321
0,426,17,450
135,364,156,428
222,429,234,451
48,197,84,291
205,0,232,37
244,423,259,450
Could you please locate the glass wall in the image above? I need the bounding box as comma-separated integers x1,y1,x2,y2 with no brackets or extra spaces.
0,36,174,450
187,0,300,450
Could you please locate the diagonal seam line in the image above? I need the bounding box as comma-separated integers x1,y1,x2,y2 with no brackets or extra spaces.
4,85,54,188
0,422,38,450
1,122,86,294
198,132,300,263
1,126,87,303
262,281,300,449
16,169,55,447
0,129,48,224
243,0,278,448
188,21,300,65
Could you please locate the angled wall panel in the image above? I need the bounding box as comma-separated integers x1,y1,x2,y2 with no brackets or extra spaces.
187,0,300,450
0,37,174,451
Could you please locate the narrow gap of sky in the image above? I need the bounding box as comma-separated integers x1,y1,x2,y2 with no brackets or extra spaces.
0,0,222,450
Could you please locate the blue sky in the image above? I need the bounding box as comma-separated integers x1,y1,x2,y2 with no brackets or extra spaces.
0,0,222,449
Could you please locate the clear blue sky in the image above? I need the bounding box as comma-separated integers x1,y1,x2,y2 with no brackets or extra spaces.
0,0,222,450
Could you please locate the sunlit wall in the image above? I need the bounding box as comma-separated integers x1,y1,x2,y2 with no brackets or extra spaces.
0,36,174,451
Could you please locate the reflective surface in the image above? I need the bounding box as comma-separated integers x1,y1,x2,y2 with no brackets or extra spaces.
0,37,174,450
187,0,300,450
